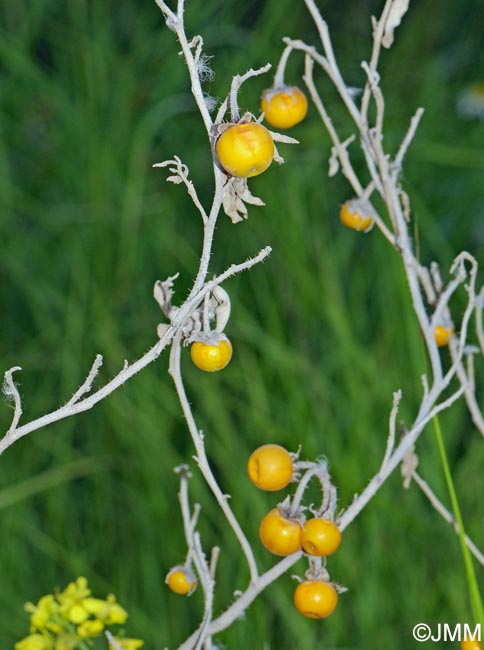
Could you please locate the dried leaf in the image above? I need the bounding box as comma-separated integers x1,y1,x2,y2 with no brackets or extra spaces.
221,178,265,223
154,274,179,315
157,323,171,338
382,0,409,49
268,130,299,145
233,178,265,206
222,184,247,223
241,193,264,207
401,446,418,490
272,144,285,165
166,175,183,184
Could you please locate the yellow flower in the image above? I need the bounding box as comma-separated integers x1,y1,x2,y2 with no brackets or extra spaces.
58,577,91,606
104,595,128,625
58,577,91,623
109,638,144,650
15,634,53,650
19,578,134,650
25,596,61,634
83,595,128,625
82,597,107,617
65,603,89,624
76,618,104,638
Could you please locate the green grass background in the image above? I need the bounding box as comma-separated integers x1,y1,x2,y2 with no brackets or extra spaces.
1,0,484,648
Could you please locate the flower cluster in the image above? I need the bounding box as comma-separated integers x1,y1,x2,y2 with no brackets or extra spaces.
15,577,143,650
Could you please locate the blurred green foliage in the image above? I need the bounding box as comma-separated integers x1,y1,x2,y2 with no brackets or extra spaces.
1,0,484,648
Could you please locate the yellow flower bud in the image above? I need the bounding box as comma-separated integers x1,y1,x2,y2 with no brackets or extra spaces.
66,603,89,624
104,595,128,624
76,618,104,638
15,635,52,650
26,595,61,633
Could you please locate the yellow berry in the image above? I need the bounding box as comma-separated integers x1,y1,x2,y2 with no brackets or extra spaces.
248,444,293,491
259,508,302,556
190,338,232,372
340,200,373,232
301,518,342,556
215,123,274,178
434,325,454,347
261,86,308,129
165,567,197,595
293,580,338,619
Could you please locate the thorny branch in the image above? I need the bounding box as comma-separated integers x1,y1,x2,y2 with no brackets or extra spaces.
0,246,270,456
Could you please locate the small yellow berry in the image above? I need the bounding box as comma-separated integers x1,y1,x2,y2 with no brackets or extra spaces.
216,123,274,178
190,338,233,372
293,580,338,619
165,566,197,595
259,508,302,556
301,518,342,556
340,200,373,232
434,325,454,347
261,86,308,129
247,444,293,491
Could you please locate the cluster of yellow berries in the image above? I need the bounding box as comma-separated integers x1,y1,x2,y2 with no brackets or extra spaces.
211,81,381,241
215,85,308,180
212,81,386,257
15,577,143,650
248,444,342,619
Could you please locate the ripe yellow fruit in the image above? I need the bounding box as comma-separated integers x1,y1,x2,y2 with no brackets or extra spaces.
190,338,233,372
165,567,197,595
259,508,302,556
434,325,454,347
340,200,373,232
215,123,274,178
247,444,293,491
261,86,308,129
293,580,338,619
301,518,342,556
